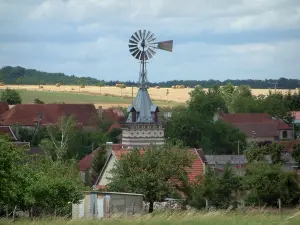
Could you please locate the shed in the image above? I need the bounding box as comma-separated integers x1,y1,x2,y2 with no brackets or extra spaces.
72,191,143,220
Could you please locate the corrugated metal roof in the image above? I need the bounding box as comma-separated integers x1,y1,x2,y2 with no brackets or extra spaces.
205,155,247,165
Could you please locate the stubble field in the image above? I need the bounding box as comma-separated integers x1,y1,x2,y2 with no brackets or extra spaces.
0,85,298,108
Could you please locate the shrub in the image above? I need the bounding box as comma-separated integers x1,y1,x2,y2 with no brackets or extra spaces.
1,88,22,104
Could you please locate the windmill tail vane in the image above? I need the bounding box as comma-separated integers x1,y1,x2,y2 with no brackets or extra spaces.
128,30,173,88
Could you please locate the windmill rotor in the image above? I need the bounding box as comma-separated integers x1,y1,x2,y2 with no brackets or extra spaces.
128,29,173,61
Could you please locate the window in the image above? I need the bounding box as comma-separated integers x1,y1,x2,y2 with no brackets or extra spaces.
282,130,288,139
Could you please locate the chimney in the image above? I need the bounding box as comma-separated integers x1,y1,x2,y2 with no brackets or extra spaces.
105,142,113,158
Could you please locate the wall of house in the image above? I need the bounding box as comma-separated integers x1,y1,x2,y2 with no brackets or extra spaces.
246,136,275,143
279,130,293,140
98,155,117,186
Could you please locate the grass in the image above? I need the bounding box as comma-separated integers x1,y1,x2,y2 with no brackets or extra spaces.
1,210,300,225
0,89,177,108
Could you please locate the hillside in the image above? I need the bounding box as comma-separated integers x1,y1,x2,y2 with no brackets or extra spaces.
1,66,300,89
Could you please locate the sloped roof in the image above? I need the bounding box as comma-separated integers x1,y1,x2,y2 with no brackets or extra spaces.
232,122,279,137
219,113,271,123
205,155,248,165
219,112,293,137
126,87,158,123
0,126,17,140
78,149,101,172
102,108,125,122
0,101,9,115
0,104,99,126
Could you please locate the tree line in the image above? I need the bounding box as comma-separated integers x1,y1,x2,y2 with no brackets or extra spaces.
1,66,300,89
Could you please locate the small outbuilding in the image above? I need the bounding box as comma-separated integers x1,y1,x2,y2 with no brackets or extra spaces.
72,191,144,219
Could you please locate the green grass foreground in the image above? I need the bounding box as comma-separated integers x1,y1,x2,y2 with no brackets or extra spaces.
2,210,300,225
0,89,172,106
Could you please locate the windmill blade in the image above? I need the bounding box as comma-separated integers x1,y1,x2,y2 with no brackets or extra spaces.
130,34,139,43
142,30,146,40
130,47,139,55
129,39,137,44
147,33,155,42
145,50,152,59
129,44,137,48
154,40,173,52
147,47,156,56
135,50,142,60
145,31,151,40
138,30,143,40
133,31,140,41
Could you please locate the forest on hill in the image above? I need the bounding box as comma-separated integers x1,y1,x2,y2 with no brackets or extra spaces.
1,66,300,89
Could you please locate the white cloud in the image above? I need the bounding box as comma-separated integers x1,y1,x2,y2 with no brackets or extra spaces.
0,0,299,81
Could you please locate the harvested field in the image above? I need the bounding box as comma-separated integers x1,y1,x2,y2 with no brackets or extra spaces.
0,88,177,109
1,85,298,104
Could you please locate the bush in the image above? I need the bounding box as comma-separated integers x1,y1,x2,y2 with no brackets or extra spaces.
1,88,22,104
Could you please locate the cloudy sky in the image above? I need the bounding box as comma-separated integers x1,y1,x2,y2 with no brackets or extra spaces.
0,0,300,82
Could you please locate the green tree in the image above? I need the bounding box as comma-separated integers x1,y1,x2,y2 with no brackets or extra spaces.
165,109,210,148
1,88,22,104
220,82,235,111
188,86,227,118
190,164,243,209
0,137,24,207
292,144,300,168
245,142,283,165
230,85,262,113
244,161,300,206
165,109,246,154
263,92,290,121
40,115,77,161
107,143,195,213
34,98,45,104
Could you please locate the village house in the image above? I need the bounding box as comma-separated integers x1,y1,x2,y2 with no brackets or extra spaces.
0,104,100,131
214,113,293,142
93,144,206,190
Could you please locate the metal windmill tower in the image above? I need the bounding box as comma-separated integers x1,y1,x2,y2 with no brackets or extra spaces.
121,30,173,147
128,30,173,88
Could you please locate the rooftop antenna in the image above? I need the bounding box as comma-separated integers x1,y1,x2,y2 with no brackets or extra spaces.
128,30,173,88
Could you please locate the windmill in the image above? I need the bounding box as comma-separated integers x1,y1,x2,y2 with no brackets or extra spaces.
128,30,173,88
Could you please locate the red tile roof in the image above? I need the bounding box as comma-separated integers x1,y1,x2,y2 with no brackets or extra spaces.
102,108,125,122
79,150,100,171
232,122,279,137
0,101,9,115
0,126,17,140
0,104,99,126
219,113,292,138
219,113,271,123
